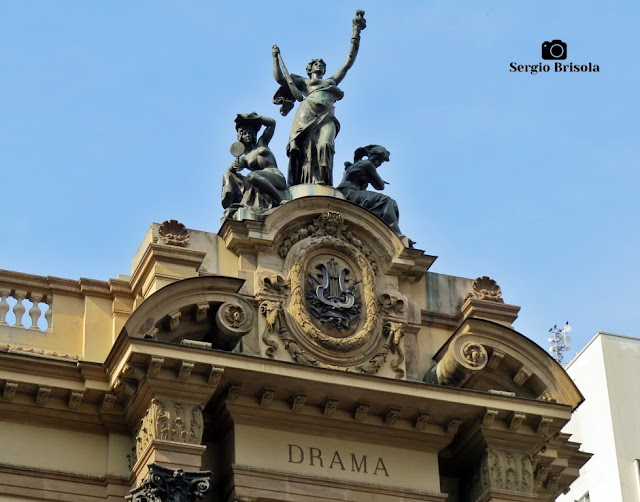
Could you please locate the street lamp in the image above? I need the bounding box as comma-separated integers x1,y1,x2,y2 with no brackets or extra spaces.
548,322,572,364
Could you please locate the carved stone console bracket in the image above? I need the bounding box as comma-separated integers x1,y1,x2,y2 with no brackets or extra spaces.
128,463,211,502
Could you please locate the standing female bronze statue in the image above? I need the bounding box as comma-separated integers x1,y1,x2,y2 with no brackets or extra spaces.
272,10,366,187
221,112,287,219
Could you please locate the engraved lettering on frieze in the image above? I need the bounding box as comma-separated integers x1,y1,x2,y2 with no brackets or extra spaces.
414,413,430,430
536,417,553,436
178,361,195,381
508,412,526,431
487,348,505,370
2,381,18,401
147,357,164,377
384,407,400,425
322,398,339,416
260,388,276,407
288,444,389,477
290,393,306,412
68,391,83,410
35,386,51,406
353,403,369,421
513,365,532,386
482,409,499,427
307,257,360,332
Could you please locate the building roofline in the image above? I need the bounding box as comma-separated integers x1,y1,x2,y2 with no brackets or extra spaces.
565,331,637,369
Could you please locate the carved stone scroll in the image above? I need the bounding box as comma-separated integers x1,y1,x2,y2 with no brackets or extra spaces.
288,235,377,353
215,302,254,350
425,338,488,387
129,463,210,502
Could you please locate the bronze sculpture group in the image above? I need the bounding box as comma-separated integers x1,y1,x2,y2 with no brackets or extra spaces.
221,10,407,240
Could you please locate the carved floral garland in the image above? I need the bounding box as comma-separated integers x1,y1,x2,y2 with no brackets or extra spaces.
259,299,404,378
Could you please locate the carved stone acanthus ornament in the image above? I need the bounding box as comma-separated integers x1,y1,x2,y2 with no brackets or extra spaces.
467,276,503,303
135,399,204,460
278,212,377,273
465,448,534,502
128,463,210,502
158,220,190,247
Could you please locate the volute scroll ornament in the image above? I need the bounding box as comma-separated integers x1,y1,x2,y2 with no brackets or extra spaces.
128,463,211,502
424,337,488,386
287,235,377,353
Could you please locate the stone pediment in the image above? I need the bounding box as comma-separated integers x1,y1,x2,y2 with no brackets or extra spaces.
426,317,584,408
121,275,255,352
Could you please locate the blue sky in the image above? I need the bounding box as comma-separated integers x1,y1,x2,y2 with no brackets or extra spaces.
1,1,638,360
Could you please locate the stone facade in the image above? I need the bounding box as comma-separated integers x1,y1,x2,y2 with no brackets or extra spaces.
0,195,589,501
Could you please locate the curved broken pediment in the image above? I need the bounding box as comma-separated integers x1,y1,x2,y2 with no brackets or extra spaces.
120,276,254,351
425,317,583,408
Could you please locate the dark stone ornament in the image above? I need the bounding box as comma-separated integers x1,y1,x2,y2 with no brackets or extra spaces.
128,464,211,502
221,112,288,221
306,257,361,332
337,145,408,242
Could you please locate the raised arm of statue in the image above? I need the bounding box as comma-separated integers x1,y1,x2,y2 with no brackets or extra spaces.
257,115,276,146
332,9,366,84
272,45,285,85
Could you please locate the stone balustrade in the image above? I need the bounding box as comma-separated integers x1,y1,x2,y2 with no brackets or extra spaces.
0,268,134,362
0,288,52,331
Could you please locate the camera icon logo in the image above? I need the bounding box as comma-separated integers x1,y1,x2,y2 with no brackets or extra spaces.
541,40,567,60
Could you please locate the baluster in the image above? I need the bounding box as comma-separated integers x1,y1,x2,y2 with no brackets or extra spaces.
44,295,53,331
0,288,10,326
29,293,43,331
12,290,26,328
